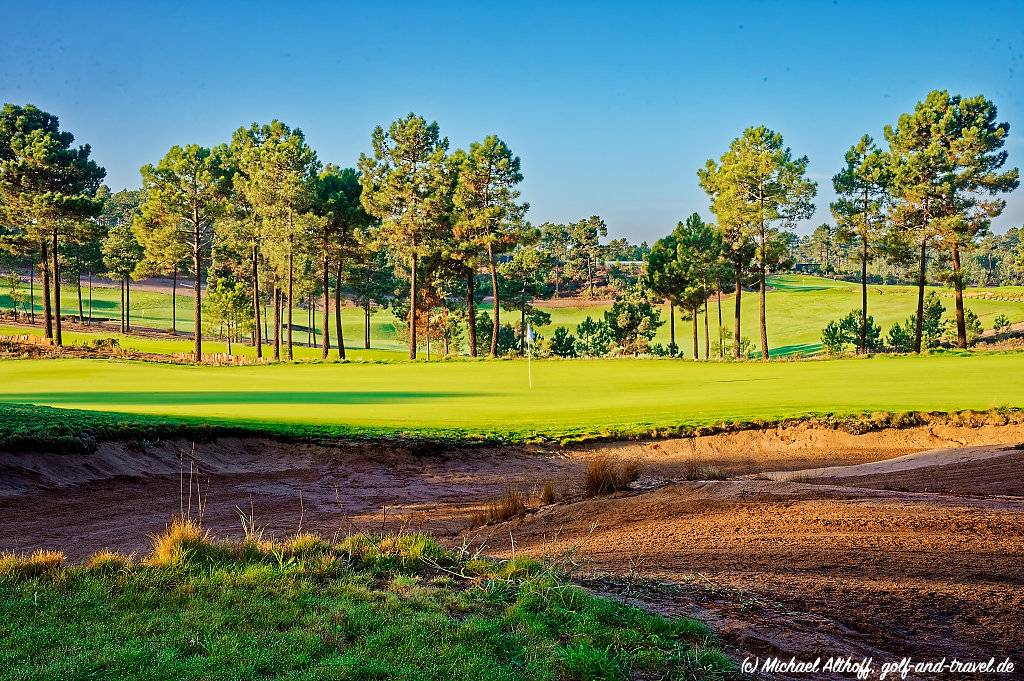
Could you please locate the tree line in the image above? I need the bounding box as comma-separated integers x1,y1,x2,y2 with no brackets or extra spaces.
645,89,1019,360
0,107,649,361
2,90,1020,363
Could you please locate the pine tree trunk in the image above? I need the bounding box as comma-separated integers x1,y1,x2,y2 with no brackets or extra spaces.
520,298,526,356
77,277,83,323
272,282,280,360
717,286,723,358
733,270,742,359
335,258,345,360
29,260,35,324
364,299,370,350
120,280,125,333
409,252,418,359
172,264,178,335
860,233,868,354
914,231,927,354
691,305,699,361
88,272,92,325
758,219,768,361
952,240,967,348
52,227,62,346
40,238,52,340
126,280,131,332
669,301,675,356
193,223,202,362
466,271,477,357
703,298,710,359
321,252,330,359
487,243,499,357
287,234,294,360
251,244,261,358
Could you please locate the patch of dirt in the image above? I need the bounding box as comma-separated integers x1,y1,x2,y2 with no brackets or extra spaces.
1,423,1022,674
468,461,1024,674
0,438,573,557
571,421,1024,478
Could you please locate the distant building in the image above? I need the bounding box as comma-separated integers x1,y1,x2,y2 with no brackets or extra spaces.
794,262,821,274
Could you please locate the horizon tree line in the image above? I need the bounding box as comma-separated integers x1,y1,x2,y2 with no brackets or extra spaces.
1,91,1020,362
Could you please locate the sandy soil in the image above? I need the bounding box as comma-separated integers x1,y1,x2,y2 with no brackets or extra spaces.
1,423,1022,677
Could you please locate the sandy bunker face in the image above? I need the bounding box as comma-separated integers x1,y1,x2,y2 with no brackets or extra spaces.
1,422,1023,670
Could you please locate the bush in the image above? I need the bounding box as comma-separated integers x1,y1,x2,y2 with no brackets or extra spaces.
821,309,882,354
550,326,578,358
603,286,663,355
582,456,639,496
993,314,1011,334
575,316,613,357
712,326,753,358
474,312,520,356
887,320,914,353
887,292,946,352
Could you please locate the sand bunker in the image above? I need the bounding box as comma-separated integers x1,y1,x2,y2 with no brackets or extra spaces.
1,422,1022,672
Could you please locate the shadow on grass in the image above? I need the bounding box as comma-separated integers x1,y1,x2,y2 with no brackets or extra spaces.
0,390,482,407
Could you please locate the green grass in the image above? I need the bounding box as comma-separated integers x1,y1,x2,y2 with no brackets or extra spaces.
5,275,1023,358
2,352,1023,446
539,275,1024,357
0,528,730,680
0,279,407,354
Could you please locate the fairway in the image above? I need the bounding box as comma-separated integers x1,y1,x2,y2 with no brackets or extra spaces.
1,353,1021,440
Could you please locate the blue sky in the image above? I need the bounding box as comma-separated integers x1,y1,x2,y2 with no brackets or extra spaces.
3,0,1022,242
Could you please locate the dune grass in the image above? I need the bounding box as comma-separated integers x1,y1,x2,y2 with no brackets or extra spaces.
0,525,730,680
1,352,1023,447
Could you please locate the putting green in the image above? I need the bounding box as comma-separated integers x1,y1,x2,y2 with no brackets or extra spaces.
1,353,1021,440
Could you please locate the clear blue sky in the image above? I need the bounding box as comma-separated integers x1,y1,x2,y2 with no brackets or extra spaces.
3,0,1022,242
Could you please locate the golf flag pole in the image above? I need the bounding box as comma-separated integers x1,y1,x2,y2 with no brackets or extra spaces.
526,323,534,389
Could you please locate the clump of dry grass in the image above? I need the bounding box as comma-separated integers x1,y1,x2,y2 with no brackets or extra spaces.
0,549,66,578
682,461,727,481
86,550,133,572
582,456,639,496
471,488,528,526
538,481,557,505
147,518,214,567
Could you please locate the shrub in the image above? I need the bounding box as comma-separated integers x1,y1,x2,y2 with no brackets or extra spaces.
887,292,946,352
993,314,1011,334
550,326,578,357
603,286,663,355
821,320,847,354
887,319,914,353
582,456,639,496
575,316,613,357
821,309,882,354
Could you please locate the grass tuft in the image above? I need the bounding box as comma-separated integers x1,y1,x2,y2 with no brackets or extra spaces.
146,518,217,568
583,456,639,496
471,487,528,526
683,461,728,481
0,549,66,578
86,550,133,572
